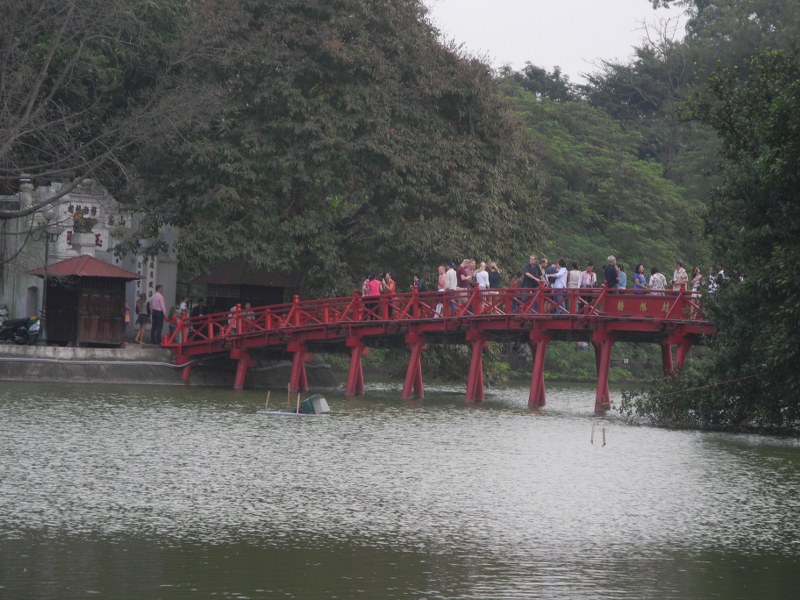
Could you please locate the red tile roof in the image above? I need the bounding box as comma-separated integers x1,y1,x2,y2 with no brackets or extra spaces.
29,255,141,280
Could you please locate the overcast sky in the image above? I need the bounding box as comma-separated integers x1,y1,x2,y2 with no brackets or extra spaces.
424,0,685,82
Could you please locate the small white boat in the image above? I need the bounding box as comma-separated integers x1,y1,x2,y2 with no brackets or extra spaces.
257,410,329,417
258,393,330,417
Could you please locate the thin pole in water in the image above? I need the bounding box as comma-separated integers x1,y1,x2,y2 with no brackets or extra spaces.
591,424,595,445
296,392,301,414
265,390,271,411
602,427,606,447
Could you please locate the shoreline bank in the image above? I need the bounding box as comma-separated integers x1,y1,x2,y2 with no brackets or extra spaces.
0,344,337,389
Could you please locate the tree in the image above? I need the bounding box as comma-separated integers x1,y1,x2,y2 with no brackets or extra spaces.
126,0,544,294
500,77,688,272
0,0,226,220
622,51,800,430
499,63,578,102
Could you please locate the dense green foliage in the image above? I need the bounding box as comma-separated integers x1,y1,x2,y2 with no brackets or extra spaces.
621,51,800,429
125,0,542,294
0,0,222,217
499,77,688,275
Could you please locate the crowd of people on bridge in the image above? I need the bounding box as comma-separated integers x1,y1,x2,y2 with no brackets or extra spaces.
363,254,723,304
159,253,722,343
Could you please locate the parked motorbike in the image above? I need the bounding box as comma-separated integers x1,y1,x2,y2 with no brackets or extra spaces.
0,315,41,344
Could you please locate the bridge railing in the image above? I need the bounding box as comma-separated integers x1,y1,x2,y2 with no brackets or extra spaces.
161,285,706,351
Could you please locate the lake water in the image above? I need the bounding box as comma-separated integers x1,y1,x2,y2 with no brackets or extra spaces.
1,381,798,599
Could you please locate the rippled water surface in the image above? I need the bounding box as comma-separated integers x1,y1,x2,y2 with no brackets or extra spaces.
1,381,799,599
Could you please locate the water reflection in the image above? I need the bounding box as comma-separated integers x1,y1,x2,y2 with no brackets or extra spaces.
1,382,799,599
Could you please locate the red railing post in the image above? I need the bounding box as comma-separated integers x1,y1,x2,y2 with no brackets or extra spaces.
293,295,301,326
380,295,389,320
411,286,420,320
234,304,242,335
351,290,363,321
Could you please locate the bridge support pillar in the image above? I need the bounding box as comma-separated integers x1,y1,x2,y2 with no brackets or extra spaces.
661,343,673,376
230,348,256,390
675,338,694,373
663,333,695,377
288,341,309,394
592,328,615,412
402,333,426,400
465,330,487,403
528,329,551,407
345,337,366,397
181,364,192,384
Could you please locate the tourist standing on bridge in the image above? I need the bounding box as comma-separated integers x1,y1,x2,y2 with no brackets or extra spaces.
444,263,458,291
457,259,473,289
672,261,688,291
364,275,382,319
690,267,704,296
149,284,167,345
617,264,627,289
437,265,446,292
551,258,568,313
579,262,596,288
544,258,556,286
633,264,647,292
456,259,472,306
487,262,501,290
381,272,396,296
649,267,668,294
521,255,542,313
475,262,490,290
521,255,542,288
567,262,581,289
566,262,581,312
382,272,396,318
443,262,458,315
604,256,618,288
579,262,597,312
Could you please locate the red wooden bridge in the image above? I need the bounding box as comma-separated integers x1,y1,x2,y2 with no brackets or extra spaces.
162,286,714,411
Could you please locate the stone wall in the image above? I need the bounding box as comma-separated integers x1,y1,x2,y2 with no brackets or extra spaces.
0,345,338,389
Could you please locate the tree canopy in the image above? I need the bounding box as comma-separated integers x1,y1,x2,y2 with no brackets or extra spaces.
499,77,688,274
0,0,225,220
126,0,543,293
621,51,800,430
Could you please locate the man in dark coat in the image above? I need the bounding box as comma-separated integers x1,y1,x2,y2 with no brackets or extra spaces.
604,255,619,288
